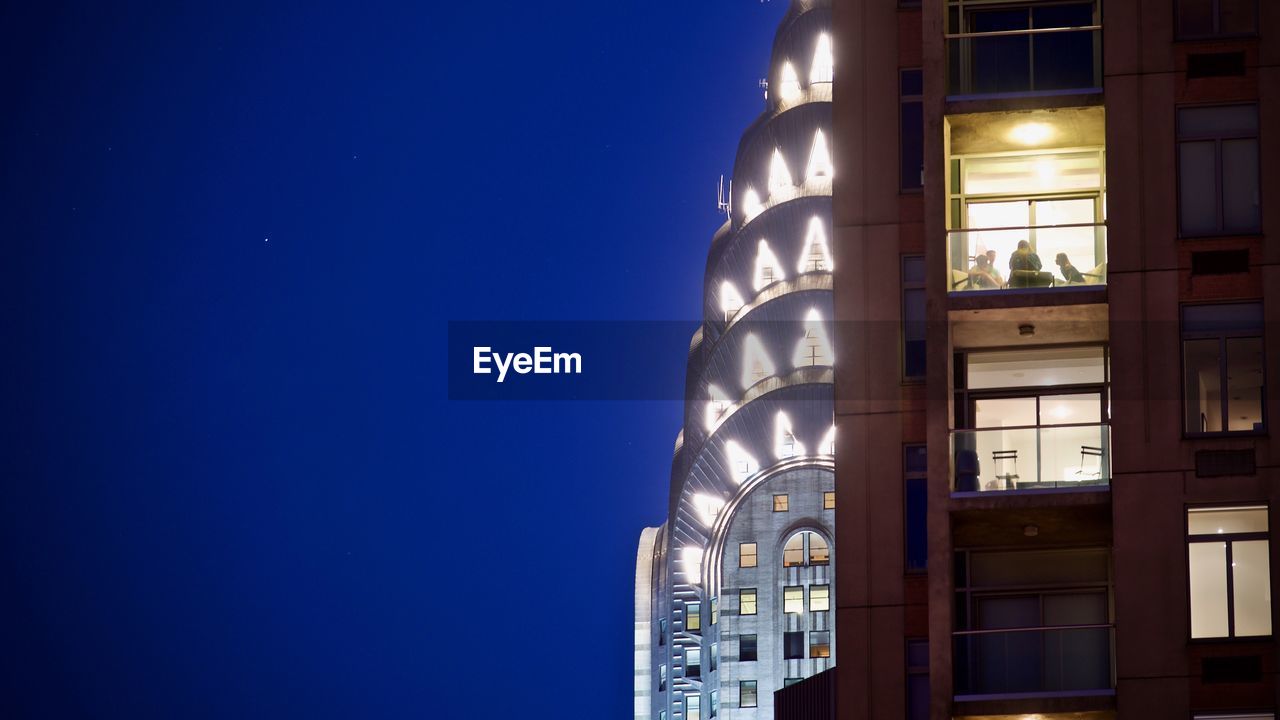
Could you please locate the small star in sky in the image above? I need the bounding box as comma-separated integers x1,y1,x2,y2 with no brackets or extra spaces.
264,237,269,242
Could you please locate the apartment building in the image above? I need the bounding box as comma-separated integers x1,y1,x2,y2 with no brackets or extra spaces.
828,0,1278,718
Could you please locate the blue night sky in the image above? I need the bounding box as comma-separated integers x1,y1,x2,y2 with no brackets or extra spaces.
3,2,785,717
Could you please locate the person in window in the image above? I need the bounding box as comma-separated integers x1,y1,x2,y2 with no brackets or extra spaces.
1008,240,1043,273
985,250,1004,286
1055,252,1085,284
967,253,1000,288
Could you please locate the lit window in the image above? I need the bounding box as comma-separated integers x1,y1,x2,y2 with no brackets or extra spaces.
1178,105,1259,236
811,33,833,84
740,680,759,708
810,584,830,612
686,692,701,720
711,597,718,625
687,647,701,678
725,440,759,483
778,62,801,102
718,282,745,322
740,588,757,616
741,187,764,222
741,334,776,389
1188,506,1271,638
1177,0,1257,38
775,412,803,458
809,534,829,565
773,494,790,512
784,531,830,566
792,308,832,368
752,241,785,292
1183,303,1265,434
783,586,804,614
768,149,794,196
797,217,832,273
739,634,758,661
823,491,836,509
806,130,834,181
686,602,702,632
820,425,836,455
740,542,758,568
784,631,804,659
809,630,831,658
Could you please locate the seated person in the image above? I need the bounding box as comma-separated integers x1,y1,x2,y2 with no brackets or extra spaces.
1008,240,1042,273
984,250,1004,286
966,254,999,288
1055,252,1085,284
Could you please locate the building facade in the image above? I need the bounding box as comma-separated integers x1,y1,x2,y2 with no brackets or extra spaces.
829,0,1278,719
634,2,838,718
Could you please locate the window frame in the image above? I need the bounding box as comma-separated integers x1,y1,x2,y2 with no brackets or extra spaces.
809,629,832,658
823,490,836,509
739,680,759,708
905,444,929,573
686,602,702,632
1180,302,1267,437
1186,504,1272,640
783,585,804,615
740,587,758,616
1176,103,1261,238
810,583,831,612
739,633,758,662
773,494,790,512
740,542,758,568
1174,0,1260,40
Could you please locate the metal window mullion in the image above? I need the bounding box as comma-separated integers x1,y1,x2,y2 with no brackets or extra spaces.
1225,539,1236,637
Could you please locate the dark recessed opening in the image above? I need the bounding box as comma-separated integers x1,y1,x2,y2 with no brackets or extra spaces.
1187,52,1247,79
1195,449,1256,478
1202,655,1262,684
1191,249,1250,276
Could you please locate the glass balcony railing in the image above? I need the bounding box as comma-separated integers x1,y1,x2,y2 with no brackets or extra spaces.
948,223,1106,293
953,424,1110,492
954,625,1114,697
947,24,1102,98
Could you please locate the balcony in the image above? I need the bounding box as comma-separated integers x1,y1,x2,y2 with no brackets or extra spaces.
954,624,1114,697
953,423,1110,493
949,222,1106,293
947,1,1102,99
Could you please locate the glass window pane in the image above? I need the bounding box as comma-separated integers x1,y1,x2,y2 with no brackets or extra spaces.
740,680,758,707
809,630,831,658
1189,541,1230,638
687,603,701,631
809,534,830,565
1031,4,1096,90
740,588,757,616
810,585,830,612
904,287,926,377
783,534,805,567
1039,393,1102,425
1188,506,1268,535
968,9,1031,94
1177,0,1215,36
901,99,924,190
1184,338,1222,433
1183,302,1264,333
784,631,805,659
1226,337,1265,431
1222,138,1260,233
686,693,701,720
967,346,1105,389
964,153,1102,196
906,476,928,572
784,586,804,614
974,397,1037,428
1180,105,1259,137
740,542,758,568
1179,141,1218,236
1219,0,1258,34
1232,539,1272,637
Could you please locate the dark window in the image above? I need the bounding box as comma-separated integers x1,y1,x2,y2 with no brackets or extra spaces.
905,444,928,572
709,643,718,672
709,689,719,717
1182,303,1265,434
900,69,923,191
1178,105,1260,237
739,634,758,661
907,639,930,720
902,256,926,379
1177,0,1257,38
784,631,805,659
687,647,701,678
784,677,803,687
659,618,666,646
951,1,1098,95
